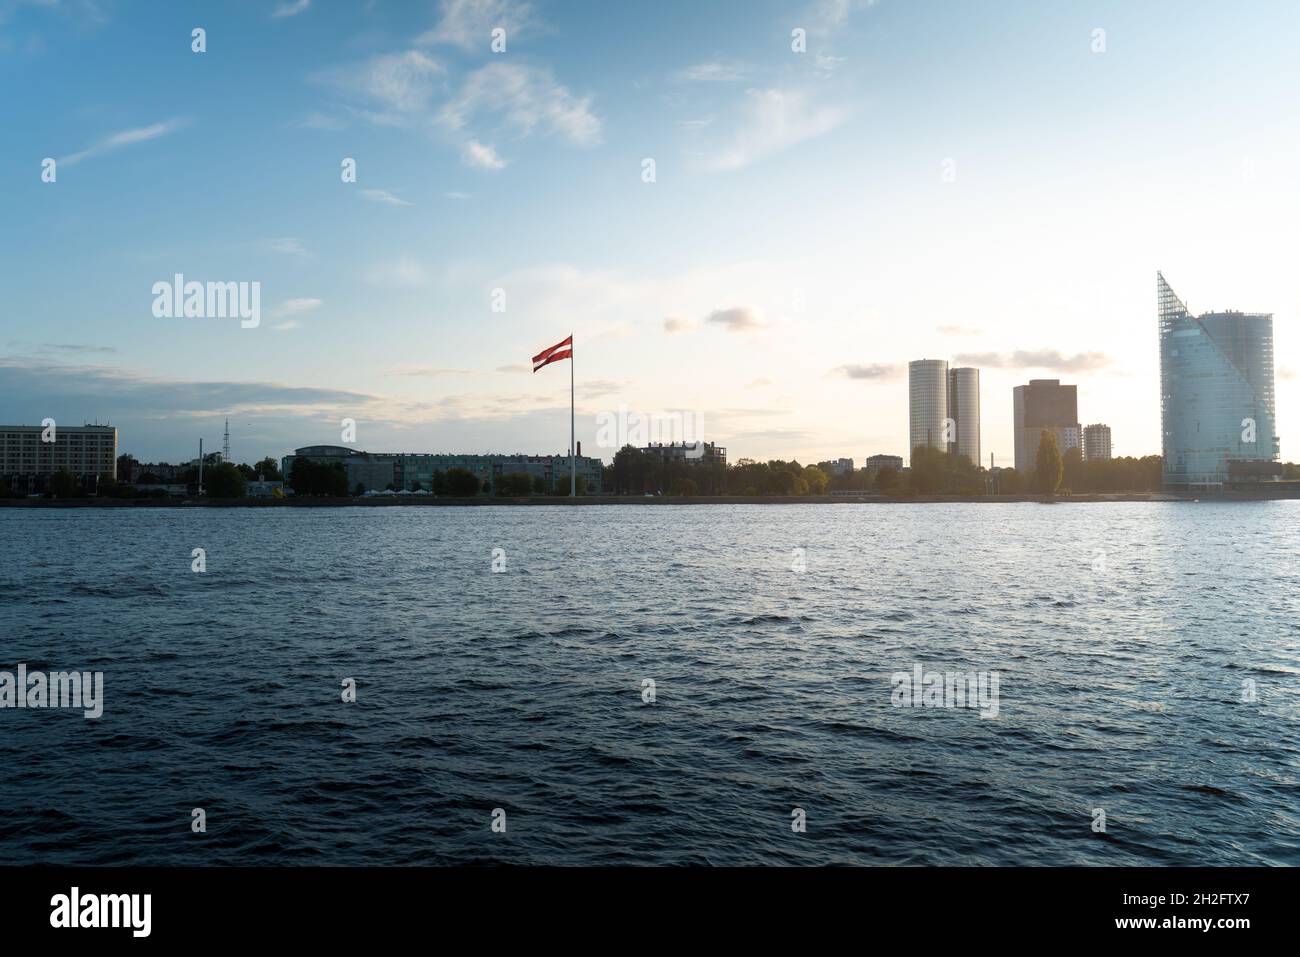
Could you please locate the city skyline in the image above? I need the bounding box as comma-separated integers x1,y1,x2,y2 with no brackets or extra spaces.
3,1,1298,465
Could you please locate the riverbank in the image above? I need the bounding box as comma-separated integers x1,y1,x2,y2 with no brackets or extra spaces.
6,491,1288,507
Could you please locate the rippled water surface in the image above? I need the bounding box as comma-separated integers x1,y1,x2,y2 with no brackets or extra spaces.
1,503,1297,866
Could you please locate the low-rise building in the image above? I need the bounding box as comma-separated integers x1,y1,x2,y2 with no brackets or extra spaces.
640,441,727,467
864,454,903,475
281,446,604,494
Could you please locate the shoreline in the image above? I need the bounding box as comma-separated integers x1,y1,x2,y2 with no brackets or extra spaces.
2,492,1296,507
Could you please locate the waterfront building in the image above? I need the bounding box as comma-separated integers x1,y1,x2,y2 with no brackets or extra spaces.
863,453,904,485
395,452,603,494
864,453,903,473
280,446,604,494
281,446,395,492
0,424,117,491
908,359,949,460
1158,273,1278,489
947,367,981,465
639,441,727,468
1013,380,1081,471
1083,423,1112,461
828,458,855,476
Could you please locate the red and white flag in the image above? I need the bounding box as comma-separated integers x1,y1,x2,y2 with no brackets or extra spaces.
532,335,572,373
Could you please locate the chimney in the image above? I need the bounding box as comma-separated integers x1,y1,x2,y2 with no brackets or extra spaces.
576,440,582,456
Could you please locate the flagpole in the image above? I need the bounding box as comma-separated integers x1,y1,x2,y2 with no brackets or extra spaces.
570,333,576,496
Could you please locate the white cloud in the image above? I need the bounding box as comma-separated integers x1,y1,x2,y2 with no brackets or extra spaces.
321,51,444,121
461,139,506,170
265,237,310,257
60,118,185,166
418,0,535,50
361,188,412,206
673,60,752,83
805,0,877,36
704,88,846,171
438,61,601,147
663,316,698,334
269,297,323,319
444,190,472,200
272,0,310,18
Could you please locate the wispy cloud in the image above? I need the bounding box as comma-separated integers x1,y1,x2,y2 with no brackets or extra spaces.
264,237,310,257
703,89,845,171
673,60,752,83
439,61,601,147
60,119,186,167
318,51,444,123
663,316,698,334
4,340,117,356
418,0,536,50
387,364,478,378
272,0,310,18
804,0,877,36
834,363,901,380
953,350,1112,372
318,51,600,166
268,298,322,331
938,324,981,336
270,298,322,319
361,188,412,206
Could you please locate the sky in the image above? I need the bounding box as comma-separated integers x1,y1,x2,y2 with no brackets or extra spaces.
2,0,1298,467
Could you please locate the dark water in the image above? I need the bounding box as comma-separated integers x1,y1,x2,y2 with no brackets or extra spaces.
1,503,1297,866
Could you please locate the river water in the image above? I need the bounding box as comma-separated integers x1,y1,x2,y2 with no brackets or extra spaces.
1,503,1296,865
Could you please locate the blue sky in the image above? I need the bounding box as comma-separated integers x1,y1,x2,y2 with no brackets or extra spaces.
2,0,1298,465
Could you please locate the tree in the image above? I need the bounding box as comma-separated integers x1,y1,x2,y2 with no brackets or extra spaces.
532,475,548,495
353,482,366,497
802,465,829,495
255,457,283,481
49,470,79,498
288,459,348,496
997,467,1024,494
1061,446,1084,493
205,462,248,498
497,472,534,496
669,477,697,497
552,474,587,496
1034,431,1063,496
874,467,899,492
908,446,945,495
445,468,480,496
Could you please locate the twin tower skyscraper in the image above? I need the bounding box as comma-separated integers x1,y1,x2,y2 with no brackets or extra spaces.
908,360,981,466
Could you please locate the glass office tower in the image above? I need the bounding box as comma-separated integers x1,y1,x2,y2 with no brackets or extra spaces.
1158,273,1278,489
947,367,981,466
908,359,949,462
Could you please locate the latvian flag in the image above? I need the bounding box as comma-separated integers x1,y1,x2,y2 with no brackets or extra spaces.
532,335,572,373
